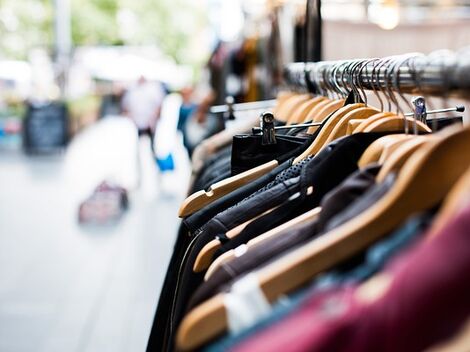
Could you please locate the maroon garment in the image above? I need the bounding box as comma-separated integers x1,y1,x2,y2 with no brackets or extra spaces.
231,205,470,352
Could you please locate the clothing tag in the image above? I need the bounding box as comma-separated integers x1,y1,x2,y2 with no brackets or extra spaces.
224,273,272,334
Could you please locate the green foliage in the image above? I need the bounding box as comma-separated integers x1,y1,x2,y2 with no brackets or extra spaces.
0,0,207,65
0,0,53,59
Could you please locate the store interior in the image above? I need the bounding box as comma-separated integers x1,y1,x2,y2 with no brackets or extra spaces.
1,1,470,352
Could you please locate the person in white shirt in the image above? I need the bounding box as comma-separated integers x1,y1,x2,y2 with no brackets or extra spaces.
122,75,166,153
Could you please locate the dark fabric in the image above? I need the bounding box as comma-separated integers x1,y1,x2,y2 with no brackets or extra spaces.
187,165,389,310
211,164,382,260
230,110,336,176
325,172,396,232
426,116,462,131
192,146,232,193
232,205,470,352
316,164,381,231
183,159,292,233
194,149,233,192
231,134,308,175
146,221,191,352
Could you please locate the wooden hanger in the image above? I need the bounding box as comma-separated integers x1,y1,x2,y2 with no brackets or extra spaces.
192,205,281,272
273,93,301,120
273,92,296,119
204,205,321,281
308,99,346,125
276,94,312,121
293,103,363,164
346,119,365,134
301,99,330,123
321,106,380,146
286,96,327,125
358,134,412,168
362,116,431,134
377,135,426,165
178,160,278,217
176,125,470,351
353,112,395,133
375,136,433,182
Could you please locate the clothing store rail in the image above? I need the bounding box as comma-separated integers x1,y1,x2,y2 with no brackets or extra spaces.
209,99,277,114
284,51,470,98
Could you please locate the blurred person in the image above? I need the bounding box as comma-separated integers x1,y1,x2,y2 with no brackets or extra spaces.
177,86,197,156
122,75,166,151
122,75,166,186
100,82,126,118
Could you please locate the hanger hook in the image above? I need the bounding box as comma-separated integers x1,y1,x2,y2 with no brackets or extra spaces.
356,58,375,106
323,62,336,99
369,58,384,111
376,56,396,112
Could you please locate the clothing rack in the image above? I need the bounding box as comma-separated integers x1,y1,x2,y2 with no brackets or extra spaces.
209,99,277,114
284,51,470,98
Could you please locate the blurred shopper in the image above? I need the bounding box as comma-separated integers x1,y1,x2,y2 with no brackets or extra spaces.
100,82,126,118
122,75,166,186
122,75,166,154
177,86,197,156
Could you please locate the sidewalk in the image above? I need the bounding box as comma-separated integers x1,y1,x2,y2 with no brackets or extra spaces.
0,117,189,352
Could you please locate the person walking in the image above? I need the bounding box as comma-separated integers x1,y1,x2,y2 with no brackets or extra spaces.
122,75,166,186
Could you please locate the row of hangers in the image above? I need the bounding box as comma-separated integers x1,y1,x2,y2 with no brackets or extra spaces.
175,51,469,350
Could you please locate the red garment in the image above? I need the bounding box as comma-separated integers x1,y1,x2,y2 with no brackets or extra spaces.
232,205,470,352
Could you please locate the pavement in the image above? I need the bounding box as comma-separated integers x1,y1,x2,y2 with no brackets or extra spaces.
0,117,190,352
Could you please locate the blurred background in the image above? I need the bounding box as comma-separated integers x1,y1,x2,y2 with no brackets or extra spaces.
0,0,469,351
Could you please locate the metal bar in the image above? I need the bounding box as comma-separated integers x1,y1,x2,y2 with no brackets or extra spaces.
284,52,470,98
404,105,465,117
210,99,277,114
252,121,322,133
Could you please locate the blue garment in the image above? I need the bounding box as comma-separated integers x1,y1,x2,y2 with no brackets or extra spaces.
178,103,197,131
204,212,432,352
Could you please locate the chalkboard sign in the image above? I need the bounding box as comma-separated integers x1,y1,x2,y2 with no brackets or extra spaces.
23,101,68,153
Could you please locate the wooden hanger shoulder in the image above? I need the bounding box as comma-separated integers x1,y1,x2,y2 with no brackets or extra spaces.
323,106,380,145
273,93,300,120
375,136,433,182
362,116,432,134
276,94,312,121
358,134,412,168
293,103,363,164
286,96,326,125
273,91,296,117
353,112,395,133
302,99,330,123
309,99,346,125
378,135,423,164
177,126,470,351
178,160,278,217
347,119,364,134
